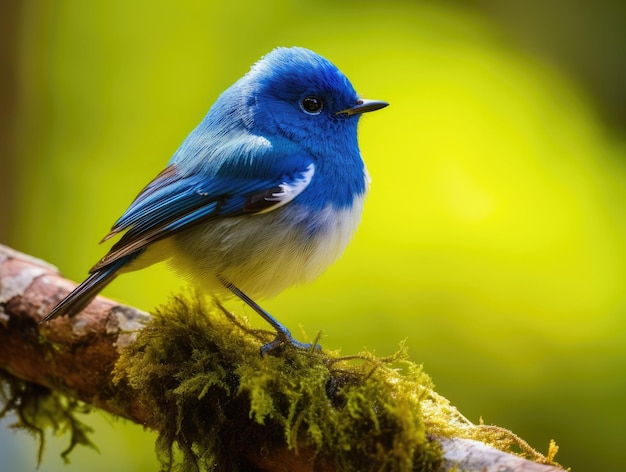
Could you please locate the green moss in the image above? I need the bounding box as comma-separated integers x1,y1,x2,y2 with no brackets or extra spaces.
1,292,561,470
113,295,443,471
0,370,97,464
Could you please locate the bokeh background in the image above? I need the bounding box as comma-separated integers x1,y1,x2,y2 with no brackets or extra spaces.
1,0,625,470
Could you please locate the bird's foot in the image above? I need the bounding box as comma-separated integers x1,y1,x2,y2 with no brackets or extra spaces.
260,328,321,356
216,277,321,355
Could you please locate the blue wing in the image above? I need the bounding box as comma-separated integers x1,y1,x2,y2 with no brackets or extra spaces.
91,160,316,272
42,156,315,321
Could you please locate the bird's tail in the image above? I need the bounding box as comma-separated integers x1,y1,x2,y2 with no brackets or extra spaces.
42,256,132,322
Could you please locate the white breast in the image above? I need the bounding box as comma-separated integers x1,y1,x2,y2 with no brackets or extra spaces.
169,193,367,300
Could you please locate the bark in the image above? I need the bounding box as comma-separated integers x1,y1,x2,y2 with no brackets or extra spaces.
0,244,563,472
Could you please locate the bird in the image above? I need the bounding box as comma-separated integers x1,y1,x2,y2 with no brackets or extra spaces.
43,46,388,353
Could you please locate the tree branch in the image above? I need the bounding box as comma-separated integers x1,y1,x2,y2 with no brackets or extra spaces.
0,244,564,471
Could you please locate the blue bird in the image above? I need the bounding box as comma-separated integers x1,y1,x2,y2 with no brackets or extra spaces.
43,47,388,352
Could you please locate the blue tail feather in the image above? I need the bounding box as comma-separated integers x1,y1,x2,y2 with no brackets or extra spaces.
42,255,133,321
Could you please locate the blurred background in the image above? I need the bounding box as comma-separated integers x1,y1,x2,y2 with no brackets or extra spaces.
1,0,625,470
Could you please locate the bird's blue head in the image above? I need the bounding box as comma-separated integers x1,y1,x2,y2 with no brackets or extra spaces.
240,47,386,151
173,47,387,176
202,47,385,155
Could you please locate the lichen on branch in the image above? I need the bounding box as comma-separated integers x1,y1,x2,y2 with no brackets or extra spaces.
0,244,563,471
113,295,442,471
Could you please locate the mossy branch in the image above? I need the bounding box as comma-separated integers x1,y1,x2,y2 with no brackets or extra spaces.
0,244,565,471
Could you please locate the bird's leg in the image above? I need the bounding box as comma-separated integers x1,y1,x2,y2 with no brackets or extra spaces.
218,276,319,355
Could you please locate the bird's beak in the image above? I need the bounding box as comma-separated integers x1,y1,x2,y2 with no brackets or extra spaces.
336,99,389,116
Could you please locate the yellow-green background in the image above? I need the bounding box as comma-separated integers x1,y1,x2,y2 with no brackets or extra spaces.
2,1,625,470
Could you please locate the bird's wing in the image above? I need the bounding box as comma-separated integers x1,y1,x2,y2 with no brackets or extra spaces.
91,160,315,272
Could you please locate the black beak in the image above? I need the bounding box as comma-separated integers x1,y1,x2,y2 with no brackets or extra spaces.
336,99,389,116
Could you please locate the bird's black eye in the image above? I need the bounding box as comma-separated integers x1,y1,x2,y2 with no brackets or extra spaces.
300,96,323,115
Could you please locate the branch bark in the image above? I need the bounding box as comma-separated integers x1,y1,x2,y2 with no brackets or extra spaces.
0,243,563,472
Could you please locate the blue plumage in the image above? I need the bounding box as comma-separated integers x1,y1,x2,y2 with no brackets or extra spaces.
44,47,387,352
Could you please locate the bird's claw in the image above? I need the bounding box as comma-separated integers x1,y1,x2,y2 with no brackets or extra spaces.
260,329,321,356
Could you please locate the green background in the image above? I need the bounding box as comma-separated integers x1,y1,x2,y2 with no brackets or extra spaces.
2,0,625,470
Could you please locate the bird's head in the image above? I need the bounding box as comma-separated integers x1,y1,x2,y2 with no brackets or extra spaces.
235,47,388,153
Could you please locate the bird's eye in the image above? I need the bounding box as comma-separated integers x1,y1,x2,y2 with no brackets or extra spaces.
300,96,323,115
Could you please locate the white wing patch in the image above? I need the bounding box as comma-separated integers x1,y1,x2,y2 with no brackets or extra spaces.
259,163,315,212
